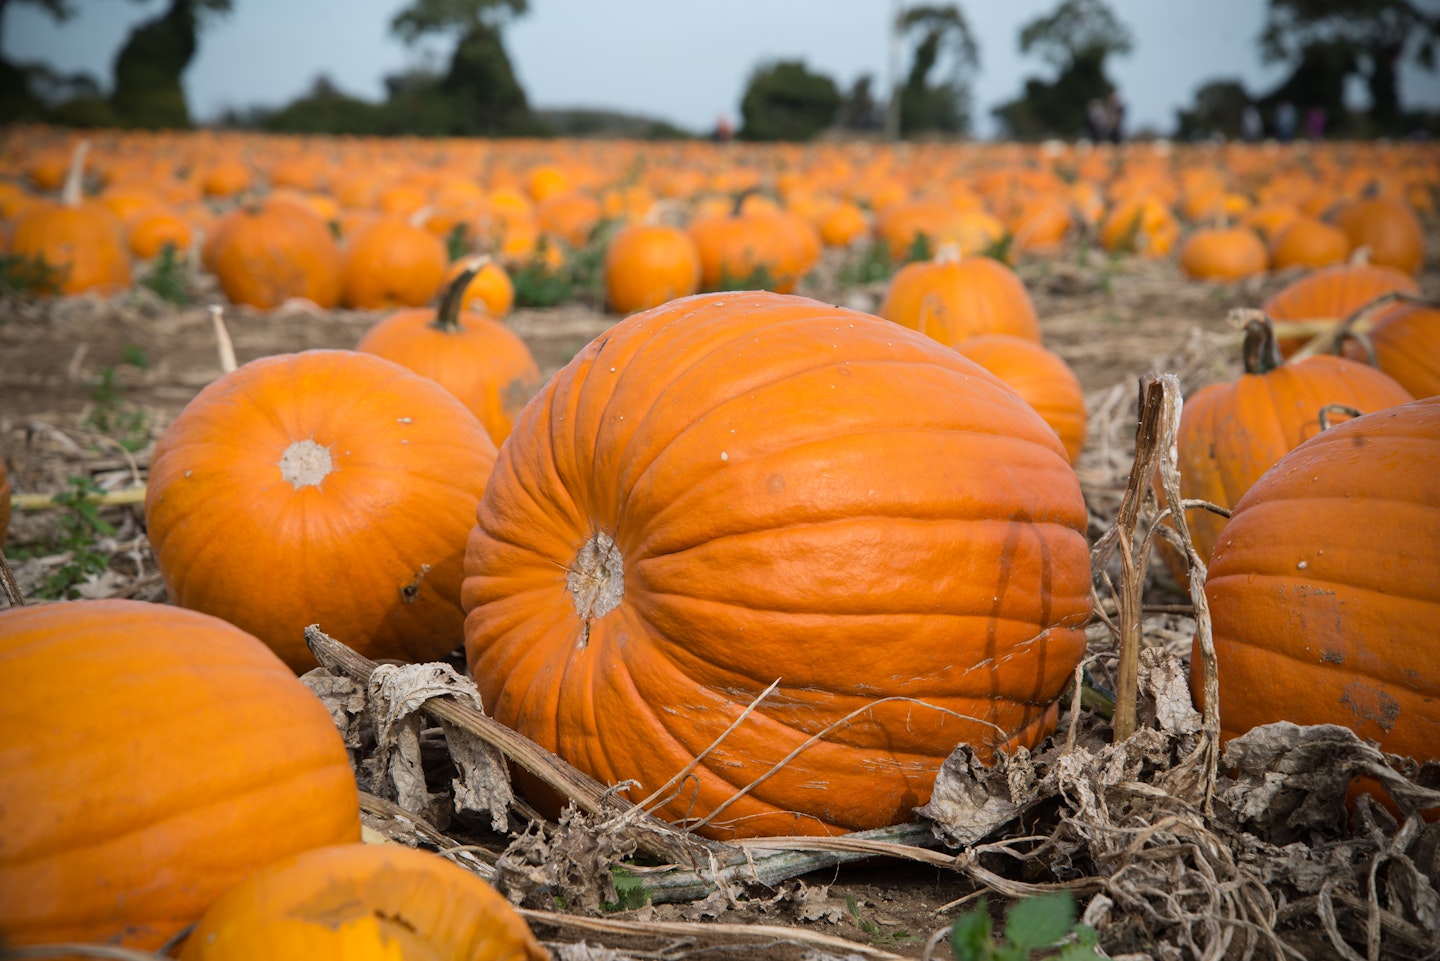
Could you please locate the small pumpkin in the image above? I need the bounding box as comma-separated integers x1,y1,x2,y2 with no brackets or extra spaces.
357,260,541,445
341,217,449,309
0,599,360,951
209,199,343,310
1262,262,1419,357
687,195,817,293
955,334,1088,464
1345,303,1440,399
462,291,1091,839
446,256,515,318
9,142,131,295
145,349,498,671
1267,216,1350,271
1158,315,1413,584
1328,197,1425,275
1198,396,1440,773
178,843,548,961
603,218,702,314
1099,196,1179,257
879,244,1042,346
1178,225,1268,281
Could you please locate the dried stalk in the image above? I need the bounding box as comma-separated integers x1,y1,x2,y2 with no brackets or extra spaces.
0,547,23,607
209,305,237,375
518,907,911,960
304,626,730,869
1289,290,1438,363
0,947,168,960
358,791,498,879
11,487,148,511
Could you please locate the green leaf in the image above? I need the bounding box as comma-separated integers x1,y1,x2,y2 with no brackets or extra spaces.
1004,891,1076,950
949,900,992,961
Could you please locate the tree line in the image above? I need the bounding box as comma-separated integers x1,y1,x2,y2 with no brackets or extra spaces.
2,0,1436,140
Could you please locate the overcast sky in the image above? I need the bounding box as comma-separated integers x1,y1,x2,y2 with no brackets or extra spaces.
8,0,1440,136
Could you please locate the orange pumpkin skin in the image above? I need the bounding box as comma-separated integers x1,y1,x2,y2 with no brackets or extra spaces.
1197,397,1440,768
461,292,1092,839
1099,197,1179,257
1330,197,1425,275
128,207,194,260
879,251,1042,346
446,258,515,318
342,218,449,309
687,209,807,293
1267,216,1350,270
955,334,1087,464
1262,263,1419,357
10,202,132,295
0,599,360,951
603,222,702,313
1162,319,1413,582
210,202,343,309
1358,305,1440,399
356,279,541,446
145,350,498,671
1178,226,1268,281
178,844,548,961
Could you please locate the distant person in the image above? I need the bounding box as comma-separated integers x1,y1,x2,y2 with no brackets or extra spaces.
1304,106,1327,141
1085,98,1108,141
1105,91,1126,144
712,114,734,144
1275,101,1297,142
1241,104,1262,142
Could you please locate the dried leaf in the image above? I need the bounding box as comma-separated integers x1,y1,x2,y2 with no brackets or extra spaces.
917,744,1038,847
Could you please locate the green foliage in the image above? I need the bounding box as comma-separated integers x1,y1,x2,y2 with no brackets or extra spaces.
982,233,1016,265
950,892,1102,961
110,0,232,129
738,60,841,142
1175,79,1253,140
390,0,528,45
905,232,935,264
900,4,980,136
82,364,151,453
603,866,651,912
14,476,118,601
446,224,472,262
714,263,779,293
140,244,191,305
838,241,895,286
846,894,920,946
0,253,64,297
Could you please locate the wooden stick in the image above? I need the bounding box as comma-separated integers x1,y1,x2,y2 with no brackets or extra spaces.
11,487,147,511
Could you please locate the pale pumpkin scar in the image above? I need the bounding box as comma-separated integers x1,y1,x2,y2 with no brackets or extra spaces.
279,438,334,489
567,530,624,649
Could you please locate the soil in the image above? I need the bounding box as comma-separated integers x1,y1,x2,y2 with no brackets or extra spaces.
3,241,1437,960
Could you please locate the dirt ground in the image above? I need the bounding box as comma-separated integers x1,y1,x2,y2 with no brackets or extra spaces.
2,241,1436,959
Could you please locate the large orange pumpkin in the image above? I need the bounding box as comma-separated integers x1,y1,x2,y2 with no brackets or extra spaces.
1262,262,1419,357
1199,396,1440,768
955,334,1088,464
178,844,548,961
879,245,1042,345
603,220,702,314
356,264,541,446
0,599,360,951
209,200,343,310
1159,316,1413,583
1348,303,1440,399
461,291,1091,839
145,350,498,671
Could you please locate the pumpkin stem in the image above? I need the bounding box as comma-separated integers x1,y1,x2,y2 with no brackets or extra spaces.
1318,404,1364,431
566,530,624,650
934,242,963,264
1239,313,1284,375
209,305,237,375
61,139,89,208
434,256,490,332
1333,328,1378,367
279,439,334,490
1348,245,1371,267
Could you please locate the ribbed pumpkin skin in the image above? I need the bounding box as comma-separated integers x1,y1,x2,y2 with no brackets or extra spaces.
1262,263,1418,356
1197,397,1440,763
0,600,360,951
604,223,702,314
145,350,498,671
1357,305,1440,400
179,844,547,961
955,334,1088,464
461,292,1091,839
1168,351,1413,572
880,256,1042,346
356,311,541,446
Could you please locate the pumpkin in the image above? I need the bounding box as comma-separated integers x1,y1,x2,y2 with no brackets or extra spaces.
879,244,1042,346
342,218,449,309
145,349,498,671
1346,303,1440,399
1267,216,1350,271
603,220,702,314
818,199,869,247
687,204,801,293
1262,262,1419,357
1178,225,1268,281
357,262,541,445
209,199,343,310
1329,197,1425,275
202,159,253,198
10,143,131,295
446,256,515,318
128,206,194,260
0,599,360,951
1158,316,1413,584
178,844,548,961
955,334,1088,464
536,191,602,248
1099,196,1179,257
461,291,1091,839
1198,396,1440,772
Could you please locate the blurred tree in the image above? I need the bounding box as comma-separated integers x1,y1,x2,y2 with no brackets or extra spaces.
389,0,539,135
991,0,1133,140
1174,79,1252,140
738,60,840,141
840,73,881,131
110,0,232,129
898,3,979,136
1260,0,1439,133
0,0,74,121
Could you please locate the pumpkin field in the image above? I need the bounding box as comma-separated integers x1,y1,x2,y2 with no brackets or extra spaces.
1,127,1439,961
